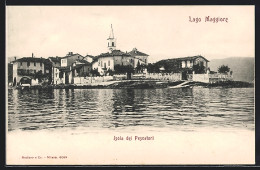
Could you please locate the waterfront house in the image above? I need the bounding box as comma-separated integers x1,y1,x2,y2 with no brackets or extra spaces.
92,25,149,75
61,52,84,67
93,50,134,75
84,54,95,63
59,52,85,84
48,52,92,85
157,55,209,73
153,55,209,80
71,59,92,77
12,54,51,86
128,48,149,67
48,56,62,85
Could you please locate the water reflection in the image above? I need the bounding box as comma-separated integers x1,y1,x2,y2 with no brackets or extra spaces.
8,87,254,132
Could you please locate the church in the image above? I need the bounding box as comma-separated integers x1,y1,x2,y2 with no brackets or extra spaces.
92,25,149,75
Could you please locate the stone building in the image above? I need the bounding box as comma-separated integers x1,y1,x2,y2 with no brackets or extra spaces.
12,54,51,86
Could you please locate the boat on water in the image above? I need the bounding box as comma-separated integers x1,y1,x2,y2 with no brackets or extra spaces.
168,81,192,88
168,84,192,88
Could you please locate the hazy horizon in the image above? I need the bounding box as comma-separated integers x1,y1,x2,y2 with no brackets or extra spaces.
6,6,254,63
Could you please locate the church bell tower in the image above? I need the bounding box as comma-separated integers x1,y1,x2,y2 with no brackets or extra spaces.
107,24,116,52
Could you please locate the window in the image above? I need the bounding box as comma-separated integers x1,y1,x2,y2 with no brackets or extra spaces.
187,61,190,68
182,61,185,68
20,62,23,66
27,62,30,67
34,70,36,74
108,60,110,66
190,60,193,67
145,59,147,63
34,62,36,66
112,42,114,46
40,62,42,67
104,62,106,68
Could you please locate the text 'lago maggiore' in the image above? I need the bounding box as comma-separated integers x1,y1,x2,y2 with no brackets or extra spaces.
189,16,229,23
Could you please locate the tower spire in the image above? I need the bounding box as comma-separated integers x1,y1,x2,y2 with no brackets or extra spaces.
109,24,114,39
107,24,116,52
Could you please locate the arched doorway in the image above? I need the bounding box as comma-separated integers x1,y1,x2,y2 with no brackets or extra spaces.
19,76,32,85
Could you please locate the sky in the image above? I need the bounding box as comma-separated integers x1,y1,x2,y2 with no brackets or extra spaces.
6,6,254,63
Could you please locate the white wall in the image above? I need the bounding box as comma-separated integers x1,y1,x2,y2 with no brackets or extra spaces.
74,76,113,84
61,59,67,67
145,73,182,81
13,62,18,84
31,79,39,86
192,74,209,83
53,67,61,84
99,57,114,70
92,61,98,70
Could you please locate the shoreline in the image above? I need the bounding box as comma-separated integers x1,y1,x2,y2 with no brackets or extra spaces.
11,80,254,90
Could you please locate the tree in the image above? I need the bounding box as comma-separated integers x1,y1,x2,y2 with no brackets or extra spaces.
193,64,206,74
147,63,160,73
106,68,114,76
218,65,230,74
90,69,100,76
114,64,134,74
136,60,141,73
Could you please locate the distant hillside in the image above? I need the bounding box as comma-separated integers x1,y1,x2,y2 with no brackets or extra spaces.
208,57,254,82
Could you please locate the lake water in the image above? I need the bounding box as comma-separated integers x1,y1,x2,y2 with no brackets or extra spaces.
7,87,254,132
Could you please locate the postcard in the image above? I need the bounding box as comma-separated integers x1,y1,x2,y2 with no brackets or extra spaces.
6,5,255,165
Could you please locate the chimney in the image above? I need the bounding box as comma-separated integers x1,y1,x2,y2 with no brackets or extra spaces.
32,53,34,58
14,57,16,61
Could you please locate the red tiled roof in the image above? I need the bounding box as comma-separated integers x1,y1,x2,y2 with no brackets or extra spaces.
13,57,47,63
75,59,92,65
61,53,83,59
84,55,95,59
128,48,149,56
161,55,209,62
96,50,131,59
49,57,61,63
